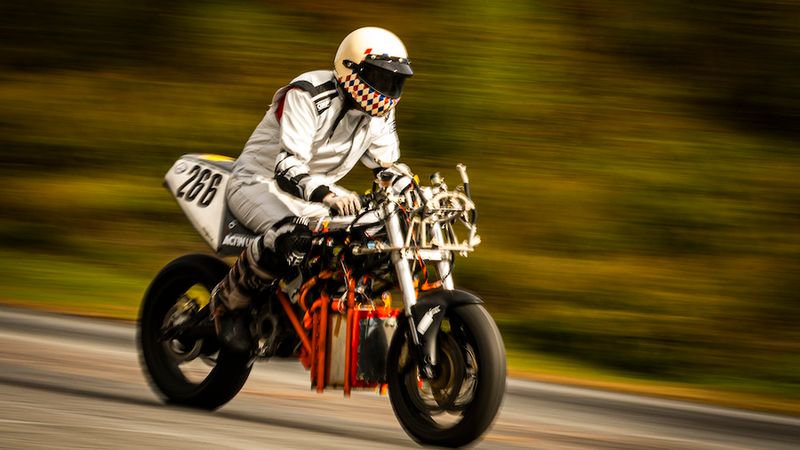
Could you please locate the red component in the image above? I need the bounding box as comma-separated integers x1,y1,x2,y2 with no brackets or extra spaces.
364,47,372,55
276,290,312,369
299,346,312,370
300,266,402,395
316,292,330,393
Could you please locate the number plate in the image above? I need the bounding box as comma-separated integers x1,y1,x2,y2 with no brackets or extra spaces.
165,154,233,250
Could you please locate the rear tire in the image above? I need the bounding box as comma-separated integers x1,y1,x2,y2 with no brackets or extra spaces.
138,253,252,410
387,303,506,447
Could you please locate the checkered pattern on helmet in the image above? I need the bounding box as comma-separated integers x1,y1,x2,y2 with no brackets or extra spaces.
339,72,398,117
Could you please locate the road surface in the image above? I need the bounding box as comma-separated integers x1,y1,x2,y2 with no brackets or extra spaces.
0,306,797,449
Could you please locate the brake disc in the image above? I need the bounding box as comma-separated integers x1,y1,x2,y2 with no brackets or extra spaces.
162,298,203,362
429,332,465,409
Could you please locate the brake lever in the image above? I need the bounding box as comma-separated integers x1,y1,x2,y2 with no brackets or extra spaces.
359,192,375,207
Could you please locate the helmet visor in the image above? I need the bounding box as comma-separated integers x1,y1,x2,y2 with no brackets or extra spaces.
359,61,412,99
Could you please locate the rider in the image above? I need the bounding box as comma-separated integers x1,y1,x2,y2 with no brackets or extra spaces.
211,27,414,353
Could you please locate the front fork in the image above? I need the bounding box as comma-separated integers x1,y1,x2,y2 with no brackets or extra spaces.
384,204,452,378
432,224,455,290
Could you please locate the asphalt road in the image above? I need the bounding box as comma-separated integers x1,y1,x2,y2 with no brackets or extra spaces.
0,306,797,449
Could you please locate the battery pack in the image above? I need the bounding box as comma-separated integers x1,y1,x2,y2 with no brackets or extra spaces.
324,307,400,389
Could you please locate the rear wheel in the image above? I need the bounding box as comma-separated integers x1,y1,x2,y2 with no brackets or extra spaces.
138,253,252,409
387,303,506,447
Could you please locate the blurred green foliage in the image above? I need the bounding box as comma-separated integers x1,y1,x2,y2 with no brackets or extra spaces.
1,0,799,402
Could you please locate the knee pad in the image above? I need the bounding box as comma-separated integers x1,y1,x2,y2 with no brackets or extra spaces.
258,217,312,269
274,224,312,267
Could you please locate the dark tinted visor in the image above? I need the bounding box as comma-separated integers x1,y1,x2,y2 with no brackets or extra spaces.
360,60,412,99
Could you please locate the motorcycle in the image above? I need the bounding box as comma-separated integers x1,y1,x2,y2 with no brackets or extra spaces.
138,153,506,447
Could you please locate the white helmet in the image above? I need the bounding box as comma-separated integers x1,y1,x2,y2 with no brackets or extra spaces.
334,27,413,117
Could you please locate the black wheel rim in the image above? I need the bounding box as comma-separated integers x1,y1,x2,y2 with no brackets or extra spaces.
398,316,480,428
146,279,219,389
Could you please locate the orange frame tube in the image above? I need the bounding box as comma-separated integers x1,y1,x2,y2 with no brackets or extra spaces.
342,269,357,396
280,264,365,395
315,292,329,393
344,308,353,396
276,290,312,356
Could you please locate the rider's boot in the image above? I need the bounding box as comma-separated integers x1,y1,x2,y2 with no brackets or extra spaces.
210,247,275,354
211,218,312,354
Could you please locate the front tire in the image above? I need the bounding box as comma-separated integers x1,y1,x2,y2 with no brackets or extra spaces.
387,303,506,447
138,253,252,410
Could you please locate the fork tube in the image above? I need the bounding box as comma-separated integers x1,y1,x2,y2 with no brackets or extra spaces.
385,206,418,311
386,209,422,349
432,224,455,290
437,261,455,290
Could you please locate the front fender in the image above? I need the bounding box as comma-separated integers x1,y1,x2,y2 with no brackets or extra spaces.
409,290,483,368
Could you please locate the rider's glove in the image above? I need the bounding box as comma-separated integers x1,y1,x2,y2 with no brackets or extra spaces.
322,192,362,216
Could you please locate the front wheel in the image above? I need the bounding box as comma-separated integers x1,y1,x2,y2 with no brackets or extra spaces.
387,303,506,447
138,253,252,409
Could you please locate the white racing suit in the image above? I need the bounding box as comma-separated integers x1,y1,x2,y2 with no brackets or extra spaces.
217,70,400,311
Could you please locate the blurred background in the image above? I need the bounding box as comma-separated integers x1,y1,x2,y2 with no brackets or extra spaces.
1,0,798,410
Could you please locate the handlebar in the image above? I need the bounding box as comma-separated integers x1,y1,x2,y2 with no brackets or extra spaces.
327,164,471,218
327,192,376,217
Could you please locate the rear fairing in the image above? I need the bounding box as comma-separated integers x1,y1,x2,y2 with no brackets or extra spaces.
164,154,257,256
